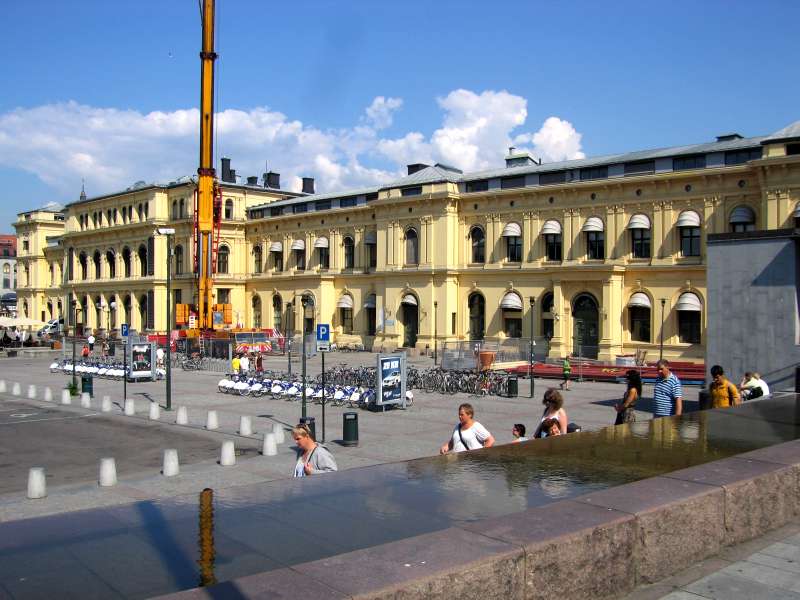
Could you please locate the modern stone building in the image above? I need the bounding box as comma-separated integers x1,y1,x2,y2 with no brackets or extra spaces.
14,121,800,361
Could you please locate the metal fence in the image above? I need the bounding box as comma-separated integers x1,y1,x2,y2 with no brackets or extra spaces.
440,337,551,371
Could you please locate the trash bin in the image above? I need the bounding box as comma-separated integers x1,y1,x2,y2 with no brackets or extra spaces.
506,374,518,397
698,390,710,411
81,375,93,397
342,412,359,446
299,416,316,441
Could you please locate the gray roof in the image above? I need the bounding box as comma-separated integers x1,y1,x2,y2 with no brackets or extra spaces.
385,164,463,187
249,186,380,212
762,120,800,144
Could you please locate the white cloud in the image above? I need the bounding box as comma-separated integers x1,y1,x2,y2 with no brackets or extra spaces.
0,91,584,206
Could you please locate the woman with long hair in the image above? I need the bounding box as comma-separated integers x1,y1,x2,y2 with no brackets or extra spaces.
615,369,641,425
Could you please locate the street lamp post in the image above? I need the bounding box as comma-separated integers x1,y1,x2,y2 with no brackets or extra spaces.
529,296,535,399
301,296,308,420
158,228,176,410
71,298,77,389
433,301,438,366
659,298,666,362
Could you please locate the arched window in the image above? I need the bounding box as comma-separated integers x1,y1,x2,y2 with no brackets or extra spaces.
49,264,54,286
628,214,651,259
676,292,702,344
113,208,118,223
217,245,229,274
252,296,262,329
405,228,419,265
93,251,101,279
582,217,605,260
729,205,756,233
677,211,701,257
343,236,355,269
137,204,143,220
171,201,178,220
122,247,131,278
337,294,354,334
174,245,184,275
542,220,563,261
315,237,330,269
79,252,88,280
137,245,147,276
143,202,149,219
468,293,485,340
179,198,185,217
272,295,282,332
106,250,116,279
139,294,148,330
500,291,523,338
502,222,522,262
470,226,485,263
627,292,651,342
224,199,234,220
541,292,554,339
253,245,262,274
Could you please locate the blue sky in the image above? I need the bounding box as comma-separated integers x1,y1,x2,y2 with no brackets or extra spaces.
1,0,798,232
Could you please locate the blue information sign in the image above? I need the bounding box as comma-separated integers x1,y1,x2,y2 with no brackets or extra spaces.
121,323,129,337
316,324,330,351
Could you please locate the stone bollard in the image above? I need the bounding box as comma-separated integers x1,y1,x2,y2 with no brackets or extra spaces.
162,449,180,477
124,398,135,416
206,410,219,430
44,387,53,402
220,440,236,466
239,416,253,436
27,384,37,399
101,395,112,412
98,458,117,487
175,406,188,425
0,379,6,393
262,432,278,456
272,422,285,444
27,467,47,499
80,392,91,408
61,389,72,405
149,402,160,421
12,382,21,396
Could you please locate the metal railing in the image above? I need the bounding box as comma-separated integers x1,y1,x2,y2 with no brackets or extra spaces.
440,337,551,371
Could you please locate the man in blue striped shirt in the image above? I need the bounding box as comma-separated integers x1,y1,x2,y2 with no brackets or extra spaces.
653,359,683,418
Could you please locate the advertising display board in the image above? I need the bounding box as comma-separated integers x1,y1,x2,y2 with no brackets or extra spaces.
376,353,406,408
128,339,156,381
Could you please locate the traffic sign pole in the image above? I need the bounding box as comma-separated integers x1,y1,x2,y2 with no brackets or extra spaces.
316,324,331,442
121,324,128,402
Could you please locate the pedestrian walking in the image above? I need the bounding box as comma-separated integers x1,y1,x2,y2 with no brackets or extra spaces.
231,354,240,374
653,359,683,418
292,424,337,476
709,365,740,409
255,352,263,373
560,357,571,391
615,369,641,425
156,346,165,369
102,340,110,358
440,403,495,454
87,333,95,352
511,423,528,443
533,388,568,438
239,353,250,374
81,343,90,358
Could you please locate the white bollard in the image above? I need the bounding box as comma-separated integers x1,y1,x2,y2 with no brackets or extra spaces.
0,379,6,393
262,432,278,456
44,387,53,402
206,410,219,430
124,398,135,416
149,402,160,420
220,440,236,466
175,406,188,425
27,467,47,499
80,392,91,408
61,389,72,405
239,416,253,436
272,422,285,444
12,382,20,396
27,384,37,399
98,458,117,487
162,449,180,477
101,395,112,412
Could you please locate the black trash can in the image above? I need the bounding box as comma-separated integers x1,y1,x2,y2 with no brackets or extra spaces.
698,390,710,411
81,375,93,397
506,375,518,397
342,412,359,446
299,416,316,441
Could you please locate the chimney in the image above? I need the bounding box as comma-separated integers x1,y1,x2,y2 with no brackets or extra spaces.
221,157,231,182
246,176,258,186
266,172,280,189
302,177,315,194
407,163,429,176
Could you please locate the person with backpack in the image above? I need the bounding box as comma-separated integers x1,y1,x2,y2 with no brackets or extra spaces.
709,365,741,409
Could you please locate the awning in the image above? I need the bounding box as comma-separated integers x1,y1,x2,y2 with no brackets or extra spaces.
337,295,354,309
501,222,522,237
627,214,651,230
269,242,283,252
675,292,702,312
582,216,604,232
290,239,305,251
364,294,376,309
401,294,417,306
541,220,562,235
627,292,651,309
676,210,701,228
500,292,523,310
729,206,755,224
364,231,377,244
313,236,329,249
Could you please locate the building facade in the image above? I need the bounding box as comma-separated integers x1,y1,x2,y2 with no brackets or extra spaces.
15,121,800,362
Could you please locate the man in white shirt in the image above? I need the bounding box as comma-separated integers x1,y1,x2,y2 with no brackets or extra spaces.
440,403,495,453
239,353,250,374
87,333,95,351
156,346,165,368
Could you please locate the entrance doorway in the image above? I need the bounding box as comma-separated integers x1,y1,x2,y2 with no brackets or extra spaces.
301,293,315,335
468,293,485,340
400,294,418,348
572,293,599,359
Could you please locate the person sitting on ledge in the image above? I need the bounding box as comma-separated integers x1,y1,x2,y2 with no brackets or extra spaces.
533,388,568,438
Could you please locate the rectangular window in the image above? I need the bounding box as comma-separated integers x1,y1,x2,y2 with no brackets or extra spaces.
500,176,525,190
22,240,29,251
174,289,182,307
506,236,522,262
292,203,307,214
579,166,608,180
295,250,305,270
629,307,651,342
678,311,701,343
366,307,376,336
318,247,329,269
451,312,456,335
401,186,422,197
270,206,283,216
466,180,489,193
217,288,230,304
624,160,655,176
545,234,562,261
504,313,522,338
725,148,762,165
680,227,701,257
539,171,567,185
586,232,604,260
673,155,706,171
631,228,651,259
340,308,353,334
273,252,283,272
365,192,379,202
787,143,800,156
339,197,357,208
367,244,377,268
315,200,332,211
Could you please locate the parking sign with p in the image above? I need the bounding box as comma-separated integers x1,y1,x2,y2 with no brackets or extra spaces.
316,324,330,352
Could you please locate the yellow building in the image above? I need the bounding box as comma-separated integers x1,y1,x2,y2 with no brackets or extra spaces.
15,122,800,362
